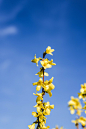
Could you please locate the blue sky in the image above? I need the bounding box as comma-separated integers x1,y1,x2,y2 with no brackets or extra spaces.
0,0,86,129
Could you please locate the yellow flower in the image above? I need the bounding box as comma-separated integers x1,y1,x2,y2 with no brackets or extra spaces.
28,123,35,129
78,83,86,100
83,105,86,110
48,59,56,66
40,122,50,129
38,113,47,124
72,119,79,126
78,93,83,99
49,104,54,109
32,112,38,117
42,77,55,97
40,59,52,69
68,96,82,109
68,96,82,115
80,83,86,93
76,109,82,116
31,54,42,66
69,106,75,114
35,67,49,78
33,92,43,102
43,102,54,115
78,117,86,126
46,46,54,55
33,78,43,91
33,101,44,113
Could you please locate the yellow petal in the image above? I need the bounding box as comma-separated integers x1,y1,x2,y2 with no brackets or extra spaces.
48,91,52,97
49,77,54,83
44,72,49,76
46,108,50,115
50,104,54,109
32,82,37,86
45,102,50,107
46,64,52,69
37,107,41,112
32,112,38,117
76,110,82,116
36,85,41,91
28,123,35,129
70,109,75,114
44,80,48,84
49,83,55,90
44,85,49,91
51,63,56,65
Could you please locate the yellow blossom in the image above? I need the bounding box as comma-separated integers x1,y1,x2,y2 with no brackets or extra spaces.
31,54,42,66
78,116,86,126
80,83,86,93
43,102,54,115
42,77,55,97
35,67,49,78
72,119,79,126
82,105,86,110
32,112,38,117
38,113,47,124
68,96,82,110
76,109,82,116
33,101,44,113
40,122,50,129
28,123,35,129
78,83,86,100
48,59,56,66
33,78,43,91
40,59,52,69
33,92,43,102
46,46,54,55
78,93,83,99
69,106,75,114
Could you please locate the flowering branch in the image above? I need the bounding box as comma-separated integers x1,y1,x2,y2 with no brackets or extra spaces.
28,46,56,129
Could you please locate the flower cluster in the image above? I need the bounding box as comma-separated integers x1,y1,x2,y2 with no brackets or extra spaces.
68,96,82,115
28,46,56,129
68,83,86,128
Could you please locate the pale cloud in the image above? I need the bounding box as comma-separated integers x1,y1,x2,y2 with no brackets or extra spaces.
0,26,18,36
